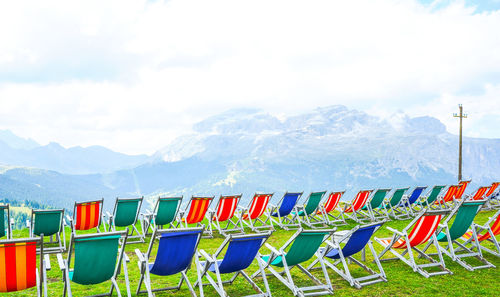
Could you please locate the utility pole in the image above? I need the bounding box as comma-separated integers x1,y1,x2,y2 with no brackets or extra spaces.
453,104,467,182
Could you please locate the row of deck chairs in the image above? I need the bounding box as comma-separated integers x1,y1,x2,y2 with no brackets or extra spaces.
2,197,500,297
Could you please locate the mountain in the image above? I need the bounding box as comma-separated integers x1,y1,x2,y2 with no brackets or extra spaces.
0,131,149,174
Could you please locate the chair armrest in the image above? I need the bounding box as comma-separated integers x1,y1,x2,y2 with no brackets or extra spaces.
44,254,51,270
386,226,404,236
264,243,281,255
105,211,113,218
56,253,66,270
135,249,146,263
198,249,215,262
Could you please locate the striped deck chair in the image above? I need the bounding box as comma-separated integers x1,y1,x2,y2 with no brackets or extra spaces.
360,189,392,221
485,182,500,209
433,185,459,209
466,186,489,201
195,232,272,297
341,190,373,223
0,236,49,297
393,186,427,218
292,191,327,228
308,222,387,289
316,191,346,225
269,192,303,230
135,227,204,296
0,203,12,239
141,196,182,236
375,209,452,277
209,194,243,235
238,193,274,232
57,230,130,297
28,209,66,254
461,209,500,256
443,180,471,209
104,197,144,244
252,228,336,296
422,200,494,271
414,185,446,210
178,196,215,238
68,199,103,233
382,187,410,220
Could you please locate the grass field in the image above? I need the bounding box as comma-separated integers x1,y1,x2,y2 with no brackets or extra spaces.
6,209,500,296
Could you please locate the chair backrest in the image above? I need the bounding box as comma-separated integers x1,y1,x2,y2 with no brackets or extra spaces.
214,195,241,222
275,192,302,217
32,209,64,236
346,190,372,212
150,229,203,276
114,197,143,227
425,185,445,204
71,233,122,285
369,189,391,208
154,197,182,226
303,191,326,215
395,211,446,248
185,197,214,224
0,205,8,238
445,201,485,241
407,186,427,205
455,180,471,200
74,199,103,231
440,185,459,203
0,238,40,292
388,188,409,207
470,187,489,201
246,194,273,219
216,234,269,274
337,223,383,258
283,231,330,266
485,182,500,198
323,191,344,213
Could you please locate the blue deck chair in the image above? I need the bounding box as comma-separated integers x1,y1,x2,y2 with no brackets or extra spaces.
135,227,204,296
0,203,12,239
269,192,303,230
195,232,272,297
392,186,427,219
307,222,387,289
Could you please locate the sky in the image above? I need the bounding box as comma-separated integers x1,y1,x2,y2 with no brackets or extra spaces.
0,0,499,155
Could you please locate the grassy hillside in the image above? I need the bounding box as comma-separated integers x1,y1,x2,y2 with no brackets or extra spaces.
6,209,500,296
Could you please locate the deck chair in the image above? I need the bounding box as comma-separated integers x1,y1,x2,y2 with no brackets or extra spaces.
135,227,204,296
434,185,459,209
269,192,303,230
104,197,144,244
316,191,346,225
421,200,494,271
393,186,427,218
360,189,391,221
414,185,446,210
292,191,327,228
68,199,104,233
375,209,451,277
238,193,274,232
341,190,373,223
0,236,49,296
382,187,409,220
461,209,500,256
252,228,335,296
195,232,272,297
28,209,66,254
178,196,215,238
308,222,387,289
484,182,500,209
466,186,489,201
209,194,243,235
0,203,11,239
141,196,182,236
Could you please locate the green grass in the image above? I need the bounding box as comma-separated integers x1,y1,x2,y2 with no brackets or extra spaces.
6,210,500,296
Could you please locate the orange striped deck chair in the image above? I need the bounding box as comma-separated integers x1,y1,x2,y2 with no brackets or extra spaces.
485,182,500,198
178,196,214,237
485,182,500,209
461,209,500,257
209,194,243,236
468,186,489,201
341,190,373,223
375,209,451,277
455,180,471,200
69,199,103,232
317,191,346,225
434,185,458,208
238,193,274,232
0,236,48,296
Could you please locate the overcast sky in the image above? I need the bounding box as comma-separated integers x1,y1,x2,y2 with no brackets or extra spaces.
1,0,499,155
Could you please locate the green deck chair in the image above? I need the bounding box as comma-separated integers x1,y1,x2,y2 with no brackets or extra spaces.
0,203,12,239
57,229,130,297
28,209,66,254
104,197,144,244
383,188,410,220
141,196,182,236
421,199,495,271
252,228,335,296
360,189,391,221
415,185,446,209
292,191,327,228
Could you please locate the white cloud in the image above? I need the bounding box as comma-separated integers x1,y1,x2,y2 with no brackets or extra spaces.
0,0,499,154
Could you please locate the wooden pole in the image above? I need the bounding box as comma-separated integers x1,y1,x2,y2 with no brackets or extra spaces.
453,104,467,182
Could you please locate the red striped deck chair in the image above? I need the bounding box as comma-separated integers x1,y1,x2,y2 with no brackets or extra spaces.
375,209,451,277
69,199,103,233
485,182,500,209
456,180,471,199
178,196,214,238
485,182,500,198
461,209,500,257
467,186,489,201
434,185,458,208
0,236,48,296
208,194,243,235
237,193,274,232
316,191,346,225
341,190,373,223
